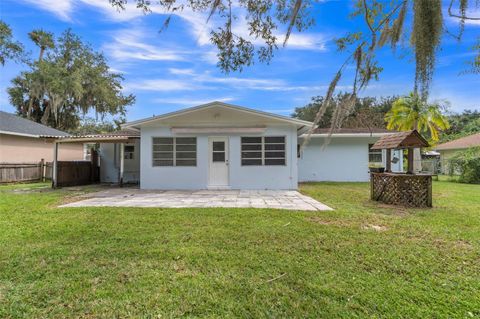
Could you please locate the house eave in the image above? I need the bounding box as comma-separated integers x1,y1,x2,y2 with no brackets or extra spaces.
300,133,394,138
122,101,313,129
0,130,66,138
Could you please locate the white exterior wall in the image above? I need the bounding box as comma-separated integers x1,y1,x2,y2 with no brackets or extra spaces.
140,126,298,190
99,139,140,183
298,136,403,182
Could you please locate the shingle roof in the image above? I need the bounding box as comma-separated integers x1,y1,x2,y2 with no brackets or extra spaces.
370,130,429,150
67,130,140,139
313,127,394,134
435,133,480,150
0,111,70,137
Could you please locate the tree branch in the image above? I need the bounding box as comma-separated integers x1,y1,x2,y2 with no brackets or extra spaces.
448,0,480,20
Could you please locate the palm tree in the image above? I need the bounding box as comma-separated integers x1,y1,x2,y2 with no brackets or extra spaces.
28,29,54,61
385,92,450,142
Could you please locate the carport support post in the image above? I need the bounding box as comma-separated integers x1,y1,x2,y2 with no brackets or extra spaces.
52,142,58,188
119,143,124,187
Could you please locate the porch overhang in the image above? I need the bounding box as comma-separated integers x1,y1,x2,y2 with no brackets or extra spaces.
54,136,138,143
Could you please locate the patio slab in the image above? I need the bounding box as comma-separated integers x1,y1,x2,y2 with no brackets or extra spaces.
60,189,333,211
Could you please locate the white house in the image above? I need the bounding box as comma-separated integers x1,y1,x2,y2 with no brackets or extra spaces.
59,102,402,189
299,128,403,182
119,101,311,190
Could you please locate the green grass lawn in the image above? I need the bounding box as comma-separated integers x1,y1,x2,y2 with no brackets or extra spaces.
1,181,479,318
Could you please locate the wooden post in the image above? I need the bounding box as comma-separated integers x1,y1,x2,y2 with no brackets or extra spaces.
427,176,433,207
385,149,392,172
370,174,374,200
40,158,45,182
119,143,124,187
52,142,59,188
407,147,414,174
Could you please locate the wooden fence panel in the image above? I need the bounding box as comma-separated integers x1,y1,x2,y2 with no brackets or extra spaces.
56,161,92,187
44,163,53,180
0,163,42,183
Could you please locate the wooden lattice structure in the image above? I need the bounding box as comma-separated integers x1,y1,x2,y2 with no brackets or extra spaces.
371,173,432,207
370,130,433,207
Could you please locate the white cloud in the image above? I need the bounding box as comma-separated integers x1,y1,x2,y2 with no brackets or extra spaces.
124,79,198,92
168,68,196,75
128,68,335,93
20,0,74,21
21,0,327,52
104,27,187,62
18,0,148,21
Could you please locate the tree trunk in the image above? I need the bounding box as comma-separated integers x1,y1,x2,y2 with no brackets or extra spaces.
39,47,45,61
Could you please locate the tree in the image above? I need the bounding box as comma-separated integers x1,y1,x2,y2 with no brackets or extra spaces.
28,29,54,61
71,117,124,135
385,93,450,142
107,0,479,141
441,110,480,142
293,93,397,129
0,20,24,66
8,29,134,131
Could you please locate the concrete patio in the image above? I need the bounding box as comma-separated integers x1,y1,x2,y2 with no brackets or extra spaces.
60,188,332,211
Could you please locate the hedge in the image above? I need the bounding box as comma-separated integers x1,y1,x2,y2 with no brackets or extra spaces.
448,147,480,184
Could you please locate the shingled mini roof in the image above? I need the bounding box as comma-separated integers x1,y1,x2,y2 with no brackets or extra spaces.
370,130,429,150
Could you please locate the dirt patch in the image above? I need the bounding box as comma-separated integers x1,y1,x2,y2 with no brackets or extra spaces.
306,216,355,228
362,224,388,232
432,238,474,251
58,193,94,206
9,185,52,194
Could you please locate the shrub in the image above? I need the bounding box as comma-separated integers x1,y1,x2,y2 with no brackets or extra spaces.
448,147,480,184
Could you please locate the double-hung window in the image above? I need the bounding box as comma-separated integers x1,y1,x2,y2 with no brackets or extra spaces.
368,143,383,165
241,136,286,166
152,137,197,166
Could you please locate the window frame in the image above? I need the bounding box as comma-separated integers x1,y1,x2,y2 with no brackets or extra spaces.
152,136,197,167
241,136,287,166
368,143,383,165
124,144,135,160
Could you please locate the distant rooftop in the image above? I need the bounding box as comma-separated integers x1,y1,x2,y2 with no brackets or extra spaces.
435,133,480,150
312,127,394,134
0,111,70,138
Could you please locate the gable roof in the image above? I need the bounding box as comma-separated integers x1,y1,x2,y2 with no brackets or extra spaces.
370,130,429,150
0,111,70,138
122,101,313,129
435,132,480,150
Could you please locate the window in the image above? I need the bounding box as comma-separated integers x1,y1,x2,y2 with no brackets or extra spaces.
124,145,135,160
241,136,286,166
368,144,383,164
212,141,226,162
152,137,196,166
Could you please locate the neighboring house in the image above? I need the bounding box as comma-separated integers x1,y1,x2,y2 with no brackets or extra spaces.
435,132,480,173
65,102,398,189
0,111,84,163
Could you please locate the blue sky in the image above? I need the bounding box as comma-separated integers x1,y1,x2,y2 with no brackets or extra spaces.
1,0,479,122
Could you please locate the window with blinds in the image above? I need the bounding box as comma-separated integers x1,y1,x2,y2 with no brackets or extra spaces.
241,136,286,166
152,137,197,166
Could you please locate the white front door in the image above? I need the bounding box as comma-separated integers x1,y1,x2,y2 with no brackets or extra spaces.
208,137,229,188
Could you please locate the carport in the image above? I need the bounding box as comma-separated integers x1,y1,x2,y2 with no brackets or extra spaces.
52,130,140,188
